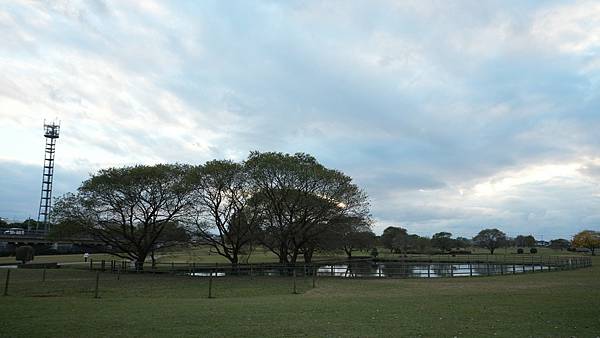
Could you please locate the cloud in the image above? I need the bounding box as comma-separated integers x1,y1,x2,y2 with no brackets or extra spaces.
0,1,599,238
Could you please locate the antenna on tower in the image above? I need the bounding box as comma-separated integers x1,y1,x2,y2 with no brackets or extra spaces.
37,120,60,232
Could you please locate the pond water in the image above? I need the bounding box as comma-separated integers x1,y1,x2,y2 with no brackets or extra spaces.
0,265,18,269
317,262,555,278
189,271,226,277
185,261,556,278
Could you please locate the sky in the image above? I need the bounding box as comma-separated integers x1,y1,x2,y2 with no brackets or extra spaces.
1,0,600,239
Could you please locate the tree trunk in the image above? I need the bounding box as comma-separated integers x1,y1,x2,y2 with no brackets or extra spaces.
150,251,156,269
303,249,314,264
136,253,147,271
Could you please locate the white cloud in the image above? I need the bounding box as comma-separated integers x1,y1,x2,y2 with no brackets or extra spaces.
531,1,600,54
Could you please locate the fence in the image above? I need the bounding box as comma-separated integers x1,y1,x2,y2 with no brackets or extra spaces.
84,255,592,279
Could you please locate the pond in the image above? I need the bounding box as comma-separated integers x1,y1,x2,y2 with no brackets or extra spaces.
184,261,556,278
317,261,555,278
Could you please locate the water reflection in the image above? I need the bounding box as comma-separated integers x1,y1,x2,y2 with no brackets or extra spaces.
316,261,555,278
183,261,556,278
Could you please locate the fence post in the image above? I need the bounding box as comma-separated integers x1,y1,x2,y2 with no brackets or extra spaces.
427,264,431,278
117,266,120,280
3,270,10,296
89,258,93,270
208,269,214,298
486,263,490,276
292,267,298,294
450,264,453,277
42,268,46,282
512,264,515,274
94,271,100,299
101,260,105,272
331,264,334,277
312,265,317,288
469,262,472,277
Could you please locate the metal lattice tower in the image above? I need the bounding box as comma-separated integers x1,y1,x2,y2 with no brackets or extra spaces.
37,121,60,231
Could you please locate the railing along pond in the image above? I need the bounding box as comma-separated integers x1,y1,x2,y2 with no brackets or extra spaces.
85,255,592,279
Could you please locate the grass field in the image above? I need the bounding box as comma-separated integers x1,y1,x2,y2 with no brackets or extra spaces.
0,254,598,337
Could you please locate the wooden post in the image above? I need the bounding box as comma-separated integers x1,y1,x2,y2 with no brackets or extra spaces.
427,264,431,278
117,266,120,280
512,264,516,274
3,270,10,296
469,262,473,277
94,271,100,299
293,267,297,294
42,268,46,282
312,265,316,288
208,269,214,298
89,258,93,270
101,260,105,272
331,264,334,277
450,264,453,277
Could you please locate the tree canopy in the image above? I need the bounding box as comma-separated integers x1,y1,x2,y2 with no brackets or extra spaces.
188,160,258,264
473,228,507,254
572,230,600,255
245,151,370,264
52,164,194,270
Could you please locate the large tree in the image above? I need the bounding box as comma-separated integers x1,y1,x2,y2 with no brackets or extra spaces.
381,226,408,253
51,164,193,270
431,232,454,252
188,160,258,265
246,151,369,264
572,230,600,255
406,234,431,253
515,235,536,247
473,228,507,254
319,215,374,258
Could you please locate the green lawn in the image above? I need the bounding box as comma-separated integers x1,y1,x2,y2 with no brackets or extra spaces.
0,256,599,337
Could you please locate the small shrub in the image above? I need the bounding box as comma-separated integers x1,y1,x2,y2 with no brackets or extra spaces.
517,248,524,254
530,247,538,254
15,245,35,264
370,248,379,258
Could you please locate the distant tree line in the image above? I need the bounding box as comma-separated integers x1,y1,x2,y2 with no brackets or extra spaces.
376,226,594,255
